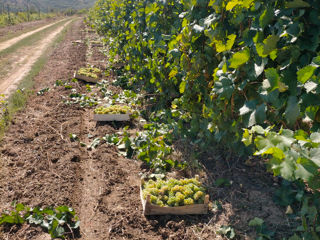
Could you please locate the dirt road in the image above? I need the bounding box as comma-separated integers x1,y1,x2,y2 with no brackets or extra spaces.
0,19,73,96
0,17,60,42
0,19,73,97
0,18,67,52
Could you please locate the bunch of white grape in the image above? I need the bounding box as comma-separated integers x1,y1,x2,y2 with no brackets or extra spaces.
142,177,206,207
78,67,101,79
94,105,131,114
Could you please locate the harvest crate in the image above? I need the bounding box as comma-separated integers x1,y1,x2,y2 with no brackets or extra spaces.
74,72,99,83
93,113,130,121
140,180,209,215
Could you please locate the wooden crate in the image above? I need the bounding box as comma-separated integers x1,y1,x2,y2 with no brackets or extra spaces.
140,181,209,216
93,113,130,122
74,72,99,83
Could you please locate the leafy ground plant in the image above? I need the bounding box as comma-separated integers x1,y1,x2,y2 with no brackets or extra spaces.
249,217,275,240
104,123,185,173
216,225,236,239
0,203,80,239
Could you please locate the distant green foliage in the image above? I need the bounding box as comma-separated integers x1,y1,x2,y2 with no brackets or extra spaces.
1,0,96,12
0,12,56,27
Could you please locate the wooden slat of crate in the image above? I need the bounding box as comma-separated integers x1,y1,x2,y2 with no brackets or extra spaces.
140,183,209,216
93,113,130,121
74,73,99,83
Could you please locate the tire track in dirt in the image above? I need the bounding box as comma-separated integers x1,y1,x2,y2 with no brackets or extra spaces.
0,19,74,97
0,18,68,52
75,28,161,240
77,110,146,239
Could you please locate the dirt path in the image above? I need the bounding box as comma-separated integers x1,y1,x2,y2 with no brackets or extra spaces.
0,18,67,52
0,19,73,97
0,17,59,42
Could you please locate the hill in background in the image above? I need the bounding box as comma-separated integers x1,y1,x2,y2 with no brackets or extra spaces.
0,0,97,12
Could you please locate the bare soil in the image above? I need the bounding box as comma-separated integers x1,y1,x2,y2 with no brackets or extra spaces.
0,19,291,240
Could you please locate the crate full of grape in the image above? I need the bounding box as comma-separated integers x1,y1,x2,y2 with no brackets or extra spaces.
140,177,209,215
93,105,131,121
74,67,102,83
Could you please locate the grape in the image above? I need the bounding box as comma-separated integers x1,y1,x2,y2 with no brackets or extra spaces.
78,67,101,79
156,199,164,207
150,195,157,204
161,195,168,202
193,185,200,192
184,198,194,205
94,105,131,114
194,191,205,201
175,192,185,203
159,186,169,195
167,196,176,206
148,188,160,196
183,187,194,197
171,185,184,193
142,177,206,207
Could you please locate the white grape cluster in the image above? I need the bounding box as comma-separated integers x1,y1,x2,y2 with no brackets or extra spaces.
142,177,206,207
78,67,101,79
94,105,131,114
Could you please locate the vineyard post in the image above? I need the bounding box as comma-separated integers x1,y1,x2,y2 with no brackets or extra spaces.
32,0,41,19
26,0,30,21
6,4,11,24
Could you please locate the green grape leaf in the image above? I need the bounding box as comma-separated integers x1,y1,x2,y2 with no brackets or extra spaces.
239,101,256,115
249,217,264,227
255,103,267,124
288,234,302,240
212,78,234,99
242,129,253,146
309,148,320,166
262,35,279,55
179,81,186,94
229,48,250,69
304,81,318,93
259,7,273,29
280,158,296,180
15,203,25,212
312,56,320,65
264,68,280,92
226,0,240,11
214,34,237,53
310,132,320,143
254,62,266,77
297,65,317,84
285,0,310,8
295,158,317,180
284,96,300,127
262,147,285,160
256,35,279,57
193,24,204,33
